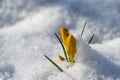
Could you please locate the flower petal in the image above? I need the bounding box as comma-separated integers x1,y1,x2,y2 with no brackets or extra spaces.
58,55,65,61
66,34,77,64
60,27,70,46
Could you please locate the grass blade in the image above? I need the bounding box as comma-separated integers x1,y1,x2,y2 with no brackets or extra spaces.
55,33,69,62
88,34,94,44
81,21,86,37
44,55,63,72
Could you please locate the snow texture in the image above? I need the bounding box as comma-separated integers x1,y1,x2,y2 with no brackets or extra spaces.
0,0,120,80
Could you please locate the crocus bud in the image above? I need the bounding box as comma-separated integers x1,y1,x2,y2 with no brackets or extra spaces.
66,34,77,65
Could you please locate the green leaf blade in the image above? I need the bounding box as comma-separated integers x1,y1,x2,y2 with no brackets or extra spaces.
88,34,94,44
44,55,63,72
81,21,86,37
55,33,69,62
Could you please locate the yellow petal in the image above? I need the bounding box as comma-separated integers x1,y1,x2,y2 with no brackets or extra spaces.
60,27,70,46
58,55,65,61
66,34,77,64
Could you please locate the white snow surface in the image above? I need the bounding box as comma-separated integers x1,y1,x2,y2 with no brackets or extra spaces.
0,15,120,79
0,0,120,80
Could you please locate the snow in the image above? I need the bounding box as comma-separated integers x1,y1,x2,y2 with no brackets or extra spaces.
47,36,120,80
1,24,120,80
0,0,120,80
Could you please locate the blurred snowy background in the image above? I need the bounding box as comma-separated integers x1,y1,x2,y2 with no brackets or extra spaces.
0,0,120,80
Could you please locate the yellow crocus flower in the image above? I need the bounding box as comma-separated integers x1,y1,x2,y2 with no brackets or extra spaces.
66,34,77,65
60,27,77,65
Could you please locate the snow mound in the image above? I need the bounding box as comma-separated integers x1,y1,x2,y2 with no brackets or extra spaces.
47,37,120,80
